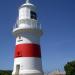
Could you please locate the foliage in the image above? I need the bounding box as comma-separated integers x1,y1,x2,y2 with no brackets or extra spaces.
64,61,75,75
0,70,12,75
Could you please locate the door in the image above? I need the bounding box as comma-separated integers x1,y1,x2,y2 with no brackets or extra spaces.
15,64,20,75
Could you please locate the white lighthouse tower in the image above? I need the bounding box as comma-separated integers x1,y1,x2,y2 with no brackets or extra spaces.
12,0,43,75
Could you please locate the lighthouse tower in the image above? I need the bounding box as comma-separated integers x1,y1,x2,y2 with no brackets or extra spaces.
12,0,43,75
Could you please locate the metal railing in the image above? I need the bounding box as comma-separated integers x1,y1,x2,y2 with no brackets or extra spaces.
13,19,42,30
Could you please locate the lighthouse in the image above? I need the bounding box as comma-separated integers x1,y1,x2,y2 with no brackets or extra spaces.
12,0,43,75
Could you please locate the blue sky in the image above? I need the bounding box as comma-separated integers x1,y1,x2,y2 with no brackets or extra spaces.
0,0,75,72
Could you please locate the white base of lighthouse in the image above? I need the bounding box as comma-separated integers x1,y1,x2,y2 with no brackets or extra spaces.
12,57,43,75
12,70,43,75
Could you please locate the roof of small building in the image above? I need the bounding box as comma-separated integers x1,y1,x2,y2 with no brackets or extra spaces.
49,70,65,75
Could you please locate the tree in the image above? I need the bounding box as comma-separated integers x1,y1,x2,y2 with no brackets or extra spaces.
64,61,75,75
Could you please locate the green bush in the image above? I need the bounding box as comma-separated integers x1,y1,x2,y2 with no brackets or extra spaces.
0,70,12,75
64,61,75,75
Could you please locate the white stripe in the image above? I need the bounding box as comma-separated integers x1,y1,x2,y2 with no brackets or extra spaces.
16,33,40,45
12,57,43,75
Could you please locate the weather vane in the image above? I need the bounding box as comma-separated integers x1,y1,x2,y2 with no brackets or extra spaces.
26,0,30,3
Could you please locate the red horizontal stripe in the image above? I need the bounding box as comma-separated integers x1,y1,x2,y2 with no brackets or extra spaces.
14,44,41,58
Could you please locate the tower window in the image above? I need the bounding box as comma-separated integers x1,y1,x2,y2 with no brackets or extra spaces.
31,11,37,20
17,36,23,42
17,52,22,57
19,36,21,39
